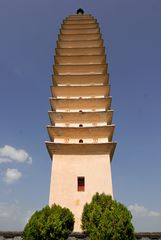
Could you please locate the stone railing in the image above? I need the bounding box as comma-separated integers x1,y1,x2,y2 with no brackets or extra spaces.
135,232,161,239
0,231,161,239
0,231,23,240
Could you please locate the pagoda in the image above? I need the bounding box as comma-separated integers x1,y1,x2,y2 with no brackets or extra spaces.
46,12,117,231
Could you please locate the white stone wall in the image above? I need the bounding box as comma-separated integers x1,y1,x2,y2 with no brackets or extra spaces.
49,154,113,231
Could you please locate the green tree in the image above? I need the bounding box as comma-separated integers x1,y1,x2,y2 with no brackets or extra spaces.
81,193,135,240
23,204,74,240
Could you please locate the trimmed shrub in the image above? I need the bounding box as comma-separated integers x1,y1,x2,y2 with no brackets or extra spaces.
23,204,74,240
81,193,135,240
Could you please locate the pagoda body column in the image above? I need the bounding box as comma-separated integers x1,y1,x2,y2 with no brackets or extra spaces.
46,13,117,231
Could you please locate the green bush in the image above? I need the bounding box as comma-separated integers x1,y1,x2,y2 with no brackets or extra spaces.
23,204,74,240
81,193,135,240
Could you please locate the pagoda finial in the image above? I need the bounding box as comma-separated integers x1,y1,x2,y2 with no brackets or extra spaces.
76,8,84,15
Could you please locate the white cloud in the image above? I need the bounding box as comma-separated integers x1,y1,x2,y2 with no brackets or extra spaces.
148,211,161,217
0,145,32,164
3,168,22,184
128,203,161,232
128,203,161,217
0,202,33,231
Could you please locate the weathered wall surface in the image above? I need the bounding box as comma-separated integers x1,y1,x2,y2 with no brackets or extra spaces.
0,232,161,240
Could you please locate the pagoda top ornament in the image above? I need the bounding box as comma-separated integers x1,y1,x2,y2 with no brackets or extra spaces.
76,8,84,15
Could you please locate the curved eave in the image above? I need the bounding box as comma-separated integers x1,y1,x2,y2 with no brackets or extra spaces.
61,28,100,35
51,85,110,98
54,55,106,65
49,111,113,125
53,74,109,86
53,64,108,75
66,15,94,20
59,33,101,41
45,142,117,160
57,39,103,48
55,47,105,56
62,23,99,29
49,97,112,111
63,20,97,25
47,125,115,141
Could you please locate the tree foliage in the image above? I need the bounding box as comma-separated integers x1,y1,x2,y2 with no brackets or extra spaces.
23,204,74,240
81,193,135,240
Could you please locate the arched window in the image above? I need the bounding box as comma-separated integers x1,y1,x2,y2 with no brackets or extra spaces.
79,139,83,143
79,124,83,127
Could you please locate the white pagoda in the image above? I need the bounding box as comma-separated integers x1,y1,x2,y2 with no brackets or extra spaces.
46,12,117,231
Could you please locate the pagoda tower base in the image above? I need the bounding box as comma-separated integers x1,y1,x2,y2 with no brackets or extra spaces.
49,154,113,231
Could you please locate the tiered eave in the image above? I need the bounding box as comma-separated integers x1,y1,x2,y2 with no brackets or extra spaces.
46,14,116,161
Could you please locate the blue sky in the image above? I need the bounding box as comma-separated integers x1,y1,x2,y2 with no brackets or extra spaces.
0,0,161,232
